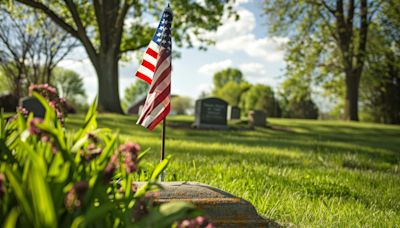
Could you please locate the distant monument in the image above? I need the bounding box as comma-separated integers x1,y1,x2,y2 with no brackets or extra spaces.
193,97,228,129
248,110,266,127
20,96,45,118
227,106,241,120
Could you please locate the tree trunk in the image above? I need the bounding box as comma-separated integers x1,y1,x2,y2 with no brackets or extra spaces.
344,71,360,121
95,51,123,113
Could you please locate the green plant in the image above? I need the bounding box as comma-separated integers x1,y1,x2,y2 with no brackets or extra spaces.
0,93,200,227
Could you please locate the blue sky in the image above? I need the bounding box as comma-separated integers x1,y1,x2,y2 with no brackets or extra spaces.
59,0,287,103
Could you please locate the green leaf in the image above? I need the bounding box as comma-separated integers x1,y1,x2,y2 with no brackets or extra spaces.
150,155,171,181
137,147,150,164
74,96,97,142
4,165,34,223
133,201,201,228
3,207,20,228
29,165,57,228
96,132,118,169
82,203,114,226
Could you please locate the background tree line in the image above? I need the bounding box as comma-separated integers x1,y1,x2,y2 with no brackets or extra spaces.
264,0,400,124
208,68,319,119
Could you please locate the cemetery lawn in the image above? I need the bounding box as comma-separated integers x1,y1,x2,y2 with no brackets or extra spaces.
65,114,400,227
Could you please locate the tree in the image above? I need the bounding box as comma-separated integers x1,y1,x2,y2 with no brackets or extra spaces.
14,0,235,113
171,96,192,115
359,6,400,124
212,68,244,92
123,80,149,107
51,68,86,102
278,74,318,119
214,81,251,107
264,0,384,121
0,4,77,99
241,84,280,117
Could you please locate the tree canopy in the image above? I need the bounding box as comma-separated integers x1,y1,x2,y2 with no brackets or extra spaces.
264,0,392,121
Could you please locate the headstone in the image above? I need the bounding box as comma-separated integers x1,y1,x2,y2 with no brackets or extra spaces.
20,96,45,118
136,182,278,227
228,106,241,120
248,110,266,127
193,97,228,129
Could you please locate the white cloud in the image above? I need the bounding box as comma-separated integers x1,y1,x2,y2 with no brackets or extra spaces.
192,8,288,62
238,62,267,77
197,59,233,75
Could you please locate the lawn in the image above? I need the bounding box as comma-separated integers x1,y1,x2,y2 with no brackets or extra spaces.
65,114,400,227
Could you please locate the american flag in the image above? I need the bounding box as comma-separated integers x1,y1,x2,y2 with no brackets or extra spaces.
136,7,173,130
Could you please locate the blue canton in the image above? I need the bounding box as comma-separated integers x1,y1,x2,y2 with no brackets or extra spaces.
152,8,173,51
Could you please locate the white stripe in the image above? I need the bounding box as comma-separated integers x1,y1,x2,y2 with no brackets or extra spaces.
143,53,157,66
149,40,160,52
141,96,170,128
138,65,154,76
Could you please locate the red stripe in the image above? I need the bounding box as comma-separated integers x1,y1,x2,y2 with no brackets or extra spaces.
138,84,170,124
147,103,170,130
149,65,171,93
135,72,152,84
146,48,158,59
141,60,156,72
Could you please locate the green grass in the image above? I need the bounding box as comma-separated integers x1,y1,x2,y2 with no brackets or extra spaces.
65,114,400,227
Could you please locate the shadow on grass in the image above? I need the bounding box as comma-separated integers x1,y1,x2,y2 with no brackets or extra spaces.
65,114,400,169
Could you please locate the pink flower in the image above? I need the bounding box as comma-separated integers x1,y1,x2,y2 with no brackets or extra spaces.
65,181,89,211
29,118,44,136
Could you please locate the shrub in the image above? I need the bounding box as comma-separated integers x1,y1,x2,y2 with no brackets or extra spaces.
0,93,201,227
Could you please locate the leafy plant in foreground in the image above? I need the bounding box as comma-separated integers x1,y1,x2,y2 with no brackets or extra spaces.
0,93,201,227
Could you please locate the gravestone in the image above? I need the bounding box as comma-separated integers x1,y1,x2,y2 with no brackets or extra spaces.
248,110,266,127
136,182,278,227
20,96,45,118
193,98,228,129
228,106,241,120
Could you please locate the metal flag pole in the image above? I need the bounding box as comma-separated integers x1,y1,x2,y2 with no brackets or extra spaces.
160,118,166,181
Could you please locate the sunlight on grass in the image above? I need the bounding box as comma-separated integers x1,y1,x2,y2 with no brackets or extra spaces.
65,114,400,226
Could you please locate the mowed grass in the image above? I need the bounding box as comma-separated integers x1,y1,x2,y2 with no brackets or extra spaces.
65,114,400,227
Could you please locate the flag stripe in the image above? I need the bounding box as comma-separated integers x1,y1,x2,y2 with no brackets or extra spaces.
141,97,170,128
141,59,156,72
147,103,170,130
146,48,158,59
138,83,170,124
135,72,152,84
150,65,171,94
143,53,157,66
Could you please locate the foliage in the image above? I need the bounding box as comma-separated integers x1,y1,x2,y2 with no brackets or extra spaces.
279,77,319,119
51,68,88,113
264,0,385,120
212,68,244,92
123,80,149,108
0,94,201,227
171,96,193,115
65,114,400,227
212,68,250,108
51,68,86,102
214,81,251,107
359,8,400,124
241,84,280,117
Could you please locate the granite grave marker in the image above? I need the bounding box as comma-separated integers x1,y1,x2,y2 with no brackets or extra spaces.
20,96,46,118
193,97,228,129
